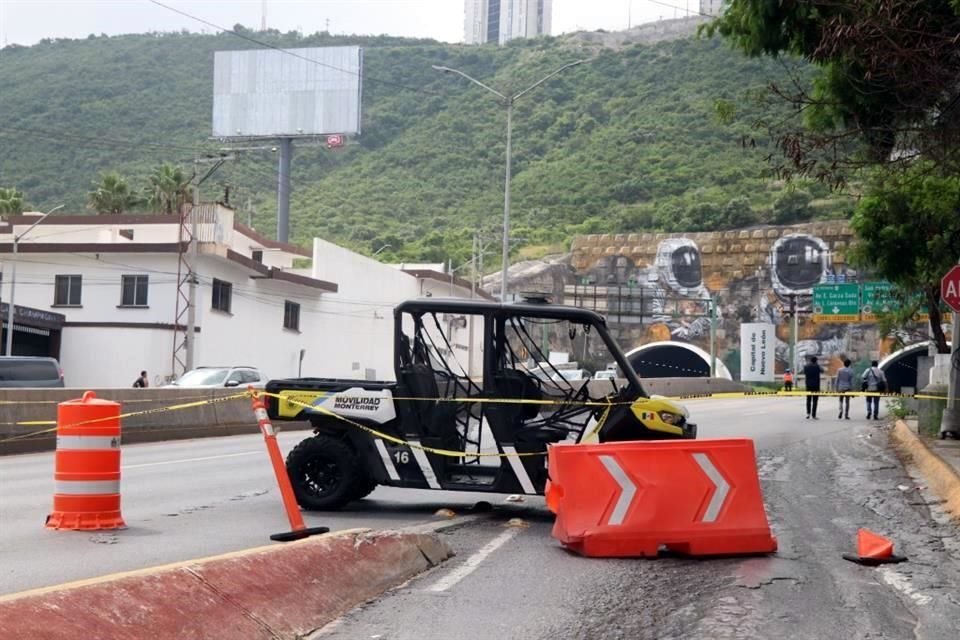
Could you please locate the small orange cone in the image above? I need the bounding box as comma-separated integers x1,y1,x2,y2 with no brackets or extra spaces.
842,528,907,566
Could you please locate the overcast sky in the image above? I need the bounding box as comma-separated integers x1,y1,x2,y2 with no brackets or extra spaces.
0,0,701,46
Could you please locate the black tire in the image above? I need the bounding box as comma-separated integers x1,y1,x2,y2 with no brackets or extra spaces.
285,435,363,510
349,476,379,501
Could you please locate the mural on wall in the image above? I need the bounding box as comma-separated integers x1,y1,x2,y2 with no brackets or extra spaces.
557,221,892,381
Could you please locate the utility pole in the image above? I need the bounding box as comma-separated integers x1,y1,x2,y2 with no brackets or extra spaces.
185,186,199,371
277,138,293,243
709,294,717,377
788,294,798,374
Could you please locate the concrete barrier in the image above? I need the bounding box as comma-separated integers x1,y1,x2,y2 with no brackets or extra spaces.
1,377,746,455
0,528,452,640
0,388,311,455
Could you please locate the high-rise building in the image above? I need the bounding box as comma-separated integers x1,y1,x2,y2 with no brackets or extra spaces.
465,0,552,45
699,0,727,17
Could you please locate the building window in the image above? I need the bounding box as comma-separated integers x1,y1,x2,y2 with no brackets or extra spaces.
54,275,82,306
283,300,300,331
120,275,149,307
212,279,232,313
252,250,263,263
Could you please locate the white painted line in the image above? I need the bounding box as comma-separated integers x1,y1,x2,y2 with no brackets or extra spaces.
878,568,932,606
408,440,441,489
427,528,521,592
374,439,401,481
122,451,259,469
599,455,636,526
502,446,536,494
693,452,730,523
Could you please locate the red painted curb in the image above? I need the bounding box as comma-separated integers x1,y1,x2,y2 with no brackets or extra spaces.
0,530,451,640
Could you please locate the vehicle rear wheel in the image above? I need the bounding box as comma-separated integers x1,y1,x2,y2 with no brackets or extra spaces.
349,476,379,501
285,435,362,510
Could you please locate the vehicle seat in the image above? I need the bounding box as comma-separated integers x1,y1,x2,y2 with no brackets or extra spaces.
493,369,543,421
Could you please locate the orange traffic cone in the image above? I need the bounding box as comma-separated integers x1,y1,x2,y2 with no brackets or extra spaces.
842,528,907,566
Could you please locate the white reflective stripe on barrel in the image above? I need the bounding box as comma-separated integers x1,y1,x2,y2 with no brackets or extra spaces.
254,408,268,421
55,479,121,495
56,435,121,450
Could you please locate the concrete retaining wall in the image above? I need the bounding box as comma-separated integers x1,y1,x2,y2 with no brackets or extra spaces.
1,377,743,455
0,388,310,455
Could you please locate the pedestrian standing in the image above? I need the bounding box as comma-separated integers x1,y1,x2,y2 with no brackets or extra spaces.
133,370,149,388
836,358,854,419
783,369,794,392
862,360,887,419
803,356,822,419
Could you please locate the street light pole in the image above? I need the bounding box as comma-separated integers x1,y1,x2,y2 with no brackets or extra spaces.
501,98,513,302
5,204,64,356
432,59,587,302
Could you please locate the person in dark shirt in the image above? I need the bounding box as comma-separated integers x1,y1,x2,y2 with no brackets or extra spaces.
803,356,822,419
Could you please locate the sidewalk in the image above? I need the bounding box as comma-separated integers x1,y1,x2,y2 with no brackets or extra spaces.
891,420,960,521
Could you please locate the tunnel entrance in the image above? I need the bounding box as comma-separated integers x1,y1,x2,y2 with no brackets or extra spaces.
624,342,732,379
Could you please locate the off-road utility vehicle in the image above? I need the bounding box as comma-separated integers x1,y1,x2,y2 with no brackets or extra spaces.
264,298,696,510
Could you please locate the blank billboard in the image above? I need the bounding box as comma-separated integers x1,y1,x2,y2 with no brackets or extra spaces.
213,46,362,138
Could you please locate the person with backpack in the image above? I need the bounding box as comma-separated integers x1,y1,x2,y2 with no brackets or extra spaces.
835,359,855,419
861,360,887,419
133,371,149,388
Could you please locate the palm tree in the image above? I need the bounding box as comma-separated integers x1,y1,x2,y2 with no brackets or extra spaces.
0,187,24,214
145,164,192,214
88,172,140,214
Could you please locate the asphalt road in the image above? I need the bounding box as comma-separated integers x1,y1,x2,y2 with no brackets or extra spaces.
0,430,507,594
315,397,960,640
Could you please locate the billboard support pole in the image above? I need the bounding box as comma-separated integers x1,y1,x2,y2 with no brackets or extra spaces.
277,138,293,243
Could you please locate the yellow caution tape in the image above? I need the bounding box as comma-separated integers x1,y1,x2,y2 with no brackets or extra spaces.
257,391,596,458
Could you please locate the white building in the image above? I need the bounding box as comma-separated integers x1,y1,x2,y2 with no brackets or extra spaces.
699,0,726,17
465,0,552,45
0,206,487,388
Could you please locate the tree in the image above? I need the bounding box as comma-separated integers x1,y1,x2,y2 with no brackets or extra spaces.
146,164,192,214
770,190,813,225
0,187,24,214
706,0,960,183
717,196,755,229
88,172,140,214
851,164,960,353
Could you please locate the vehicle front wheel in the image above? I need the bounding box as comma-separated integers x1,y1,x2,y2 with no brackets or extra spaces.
285,435,362,510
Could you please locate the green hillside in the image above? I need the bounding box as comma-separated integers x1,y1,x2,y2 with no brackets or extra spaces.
0,27,849,265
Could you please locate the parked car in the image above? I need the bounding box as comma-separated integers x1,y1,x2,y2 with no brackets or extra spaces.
0,356,64,388
593,369,618,381
166,366,265,389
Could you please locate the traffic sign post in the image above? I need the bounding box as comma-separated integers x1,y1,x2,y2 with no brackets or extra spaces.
941,265,960,439
812,283,860,323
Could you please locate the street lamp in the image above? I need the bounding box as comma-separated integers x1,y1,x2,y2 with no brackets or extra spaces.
432,59,587,302
5,204,64,356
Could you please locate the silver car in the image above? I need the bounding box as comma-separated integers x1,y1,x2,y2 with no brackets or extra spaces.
167,366,265,389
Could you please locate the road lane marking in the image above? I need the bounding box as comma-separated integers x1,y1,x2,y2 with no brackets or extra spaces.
878,568,932,606
122,451,259,469
426,528,520,592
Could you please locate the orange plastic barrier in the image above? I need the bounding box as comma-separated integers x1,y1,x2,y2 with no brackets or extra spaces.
546,438,777,557
250,390,328,542
46,391,125,530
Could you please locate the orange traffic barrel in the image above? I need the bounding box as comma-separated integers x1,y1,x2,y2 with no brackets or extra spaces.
46,391,125,530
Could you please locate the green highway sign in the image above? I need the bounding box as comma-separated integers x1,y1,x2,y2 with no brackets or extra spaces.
861,281,895,321
812,283,860,322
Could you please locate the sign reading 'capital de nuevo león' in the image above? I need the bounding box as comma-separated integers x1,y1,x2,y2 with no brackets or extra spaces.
740,322,775,382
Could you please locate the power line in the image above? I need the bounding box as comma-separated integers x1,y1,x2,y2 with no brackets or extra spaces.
641,0,716,19
0,124,218,155
144,0,441,96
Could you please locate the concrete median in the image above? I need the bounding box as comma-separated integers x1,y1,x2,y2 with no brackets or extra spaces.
0,388,311,455
0,528,452,640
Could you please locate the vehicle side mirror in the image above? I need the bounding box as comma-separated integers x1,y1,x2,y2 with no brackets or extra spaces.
224,380,241,388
